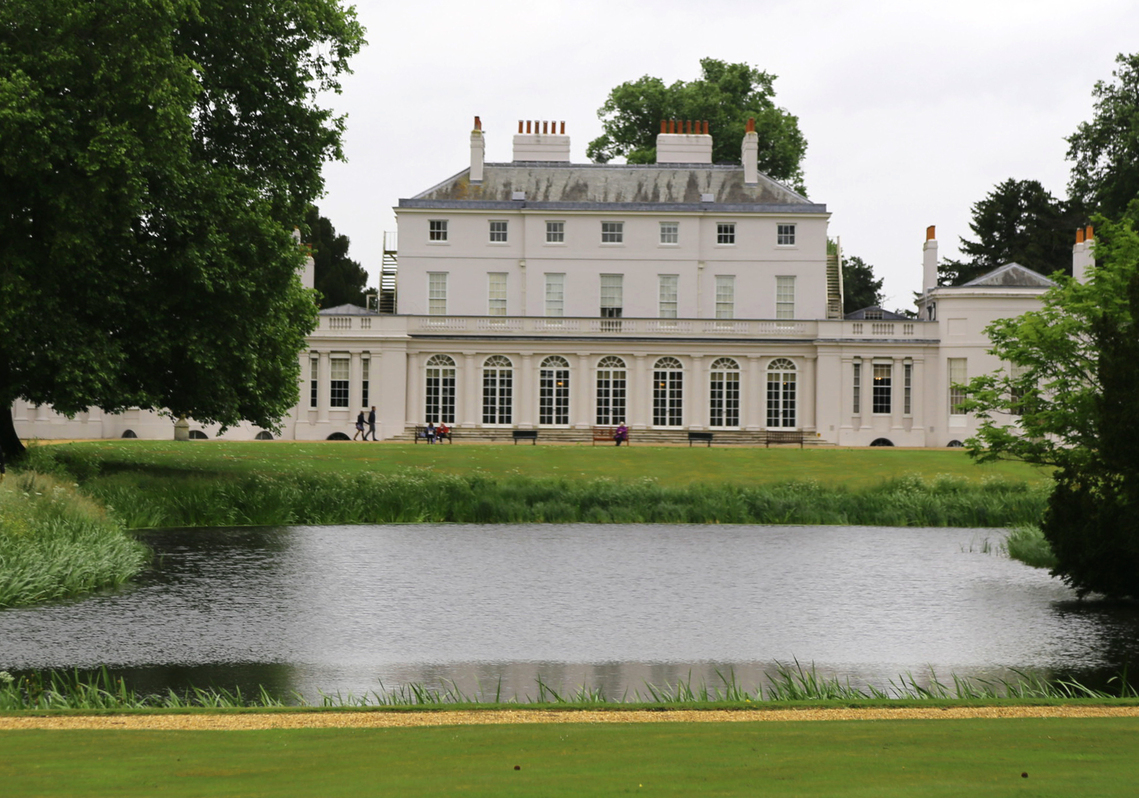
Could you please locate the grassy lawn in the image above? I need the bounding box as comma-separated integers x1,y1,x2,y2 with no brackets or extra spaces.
2,717,1136,797
46,440,1048,489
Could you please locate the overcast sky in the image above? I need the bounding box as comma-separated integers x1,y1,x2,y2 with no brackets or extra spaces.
317,0,1138,311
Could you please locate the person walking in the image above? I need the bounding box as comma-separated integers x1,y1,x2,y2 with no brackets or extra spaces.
353,410,365,440
365,406,377,441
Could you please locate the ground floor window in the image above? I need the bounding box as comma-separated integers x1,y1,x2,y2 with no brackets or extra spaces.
595,356,627,425
424,354,456,423
766,358,797,428
540,355,570,425
709,358,740,427
330,356,350,408
653,357,684,427
482,355,513,424
873,362,892,414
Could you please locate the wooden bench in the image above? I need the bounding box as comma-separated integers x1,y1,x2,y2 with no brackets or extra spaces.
413,425,453,444
591,426,630,446
687,431,714,447
512,429,538,445
765,430,805,448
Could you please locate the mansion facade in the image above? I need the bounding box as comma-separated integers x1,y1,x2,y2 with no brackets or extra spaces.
14,118,1087,446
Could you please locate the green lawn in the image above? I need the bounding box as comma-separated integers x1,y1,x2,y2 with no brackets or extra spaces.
2,717,1136,797
48,440,1048,489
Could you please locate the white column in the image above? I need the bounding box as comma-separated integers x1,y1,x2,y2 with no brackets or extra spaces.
892,357,905,432
519,353,534,428
688,355,704,429
800,355,816,432
576,353,591,428
350,352,363,413
463,353,478,427
632,354,648,429
406,352,421,426
317,351,330,425
745,354,762,430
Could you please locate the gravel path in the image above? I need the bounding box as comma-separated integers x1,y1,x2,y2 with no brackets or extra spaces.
3,705,1139,730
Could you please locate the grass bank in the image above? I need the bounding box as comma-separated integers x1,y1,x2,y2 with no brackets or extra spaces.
3,717,1138,797
0,471,149,608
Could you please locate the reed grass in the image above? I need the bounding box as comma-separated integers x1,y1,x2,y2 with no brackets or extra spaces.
1,662,1133,711
0,472,150,608
1004,524,1057,569
77,470,1049,530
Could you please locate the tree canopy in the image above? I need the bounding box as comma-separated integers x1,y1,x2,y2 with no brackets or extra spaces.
306,207,369,308
841,255,885,315
962,217,1139,598
0,0,365,455
586,58,808,193
1067,53,1139,222
938,179,1079,285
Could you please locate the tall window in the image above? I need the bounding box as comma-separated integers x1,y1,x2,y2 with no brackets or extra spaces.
903,361,912,416
488,220,508,242
715,275,735,319
361,356,370,406
852,361,861,415
428,272,447,315
429,219,448,242
1009,362,1029,416
659,275,678,318
948,358,967,417
595,356,627,425
539,356,570,425
766,358,797,428
873,362,892,414
482,355,513,425
659,221,678,245
717,222,736,245
776,276,795,319
544,273,565,317
487,273,507,316
600,274,623,329
777,224,795,246
424,354,456,423
653,357,684,427
546,221,564,243
309,356,318,409
601,221,624,243
330,357,350,408
709,358,740,427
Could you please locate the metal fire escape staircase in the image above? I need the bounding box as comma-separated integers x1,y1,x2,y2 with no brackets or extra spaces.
826,238,844,320
379,231,398,314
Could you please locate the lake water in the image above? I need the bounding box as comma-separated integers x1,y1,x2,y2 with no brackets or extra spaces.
3,524,1138,702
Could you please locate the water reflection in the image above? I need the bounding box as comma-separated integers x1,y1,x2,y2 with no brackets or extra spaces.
2,524,1139,702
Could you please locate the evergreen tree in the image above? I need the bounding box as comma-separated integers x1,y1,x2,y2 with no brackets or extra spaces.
306,207,368,308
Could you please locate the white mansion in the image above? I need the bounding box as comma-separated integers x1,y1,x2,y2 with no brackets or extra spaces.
14,117,1092,446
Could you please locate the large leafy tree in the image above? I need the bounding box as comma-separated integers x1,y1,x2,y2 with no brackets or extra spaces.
0,0,365,456
842,255,885,315
306,207,368,308
1067,53,1139,222
962,217,1139,599
938,179,1080,285
586,58,808,193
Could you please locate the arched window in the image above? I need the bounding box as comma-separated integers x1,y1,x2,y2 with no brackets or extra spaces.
424,354,456,423
766,358,797,428
539,356,570,425
255,431,273,440
482,355,513,425
653,357,683,427
595,356,627,425
709,357,740,427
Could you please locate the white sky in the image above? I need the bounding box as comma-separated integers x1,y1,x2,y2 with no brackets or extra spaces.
317,0,1137,311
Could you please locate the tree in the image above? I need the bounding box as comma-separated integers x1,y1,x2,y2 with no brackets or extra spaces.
1067,53,1139,222
0,0,365,456
586,58,809,193
842,255,885,315
306,207,369,308
938,179,1080,285
962,217,1139,599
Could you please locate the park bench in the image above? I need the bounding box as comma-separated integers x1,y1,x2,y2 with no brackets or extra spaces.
512,429,539,445
764,430,805,448
687,431,714,447
592,426,630,446
413,425,453,444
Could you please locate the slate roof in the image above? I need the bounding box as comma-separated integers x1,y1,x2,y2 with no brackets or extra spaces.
319,303,372,315
845,306,910,320
401,163,826,213
961,262,1057,288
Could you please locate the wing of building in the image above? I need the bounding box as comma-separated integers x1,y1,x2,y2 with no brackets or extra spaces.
13,117,1093,446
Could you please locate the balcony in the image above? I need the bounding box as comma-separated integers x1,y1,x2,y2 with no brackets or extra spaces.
407,316,817,338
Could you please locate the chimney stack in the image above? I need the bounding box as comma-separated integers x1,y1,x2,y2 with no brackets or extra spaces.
742,117,758,184
512,118,571,162
922,225,938,294
470,115,485,183
1073,225,1095,283
656,120,713,164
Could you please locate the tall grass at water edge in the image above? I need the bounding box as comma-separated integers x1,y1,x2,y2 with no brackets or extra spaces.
0,662,1132,711
0,472,150,608
80,470,1049,529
